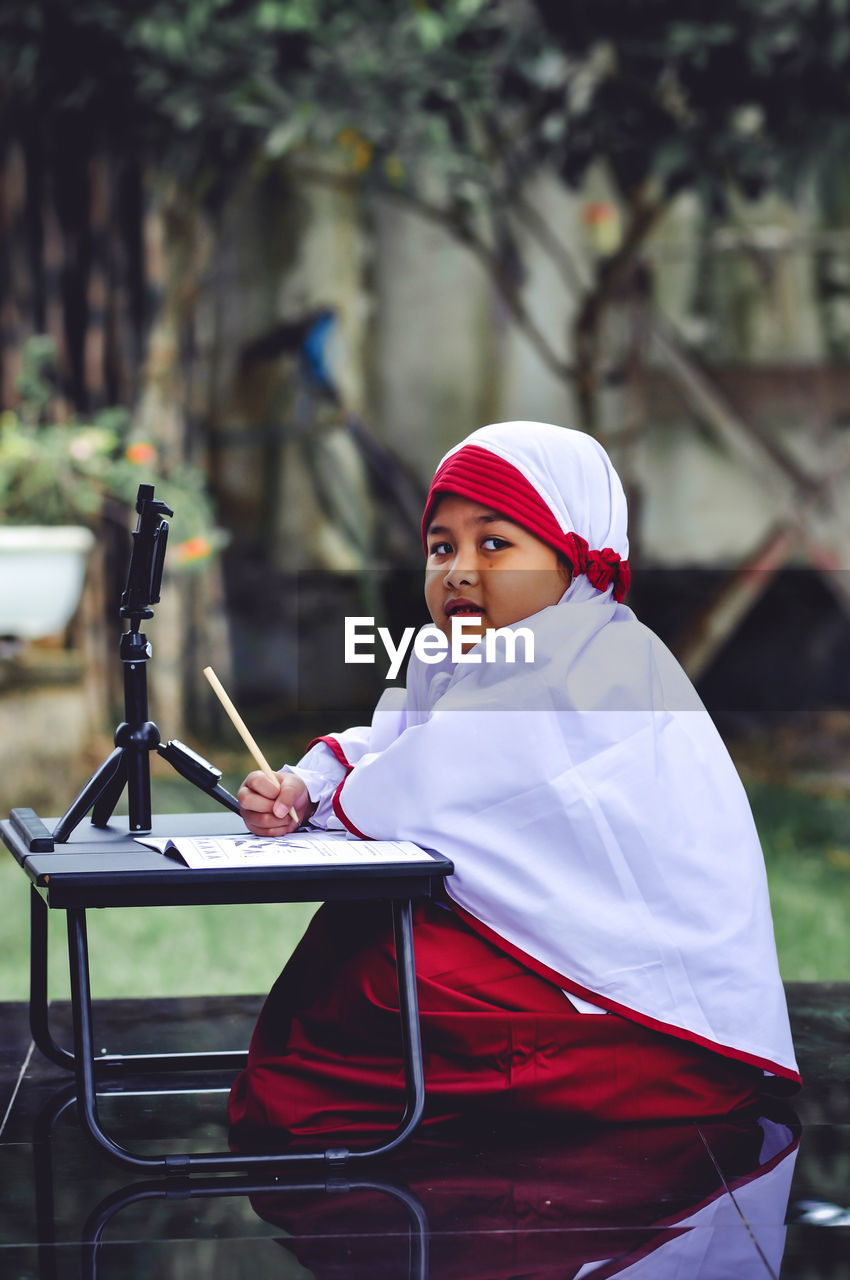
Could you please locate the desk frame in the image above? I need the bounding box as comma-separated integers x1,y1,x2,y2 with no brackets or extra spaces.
4,814,451,1176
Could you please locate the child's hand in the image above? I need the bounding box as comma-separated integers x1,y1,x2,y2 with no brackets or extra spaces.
238,770,316,837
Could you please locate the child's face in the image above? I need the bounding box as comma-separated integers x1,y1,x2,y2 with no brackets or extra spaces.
424,494,570,648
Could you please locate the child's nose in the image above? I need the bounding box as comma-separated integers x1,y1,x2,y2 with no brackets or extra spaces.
444,552,481,587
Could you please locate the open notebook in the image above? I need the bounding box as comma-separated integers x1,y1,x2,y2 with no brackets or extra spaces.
136,829,438,870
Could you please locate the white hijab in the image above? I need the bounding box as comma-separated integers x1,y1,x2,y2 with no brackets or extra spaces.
325,422,799,1083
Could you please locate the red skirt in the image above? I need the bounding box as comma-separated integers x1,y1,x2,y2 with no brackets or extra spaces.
228,898,762,1143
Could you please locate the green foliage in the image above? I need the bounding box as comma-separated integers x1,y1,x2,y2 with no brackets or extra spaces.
7,0,850,424
0,338,224,567
0,2,541,206
7,0,850,220
0,414,122,526
0,339,129,525
530,0,850,206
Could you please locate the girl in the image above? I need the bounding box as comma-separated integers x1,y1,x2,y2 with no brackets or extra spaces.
229,421,799,1142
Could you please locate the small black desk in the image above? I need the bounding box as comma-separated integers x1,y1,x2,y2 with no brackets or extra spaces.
1,811,453,1176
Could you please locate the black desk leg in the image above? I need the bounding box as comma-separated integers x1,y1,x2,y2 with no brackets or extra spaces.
64,898,428,1174
382,898,427,1148
66,909,150,1171
32,894,245,1077
30,888,75,1071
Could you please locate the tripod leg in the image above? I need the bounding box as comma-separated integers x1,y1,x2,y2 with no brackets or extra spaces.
52,749,126,844
126,745,152,834
91,754,129,829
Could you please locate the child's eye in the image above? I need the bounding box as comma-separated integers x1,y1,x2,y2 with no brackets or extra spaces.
482,536,511,551
428,540,452,557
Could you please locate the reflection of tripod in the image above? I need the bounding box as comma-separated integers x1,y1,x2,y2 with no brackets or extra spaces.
46,484,239,843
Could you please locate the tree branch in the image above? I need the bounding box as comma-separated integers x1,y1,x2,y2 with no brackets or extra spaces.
508,191,589,298
572,189,668,428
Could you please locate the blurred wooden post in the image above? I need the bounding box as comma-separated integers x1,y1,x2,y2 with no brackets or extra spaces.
650,312,850,629
673,524,797,681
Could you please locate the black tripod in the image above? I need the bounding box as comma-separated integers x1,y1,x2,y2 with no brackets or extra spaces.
40,484,239,845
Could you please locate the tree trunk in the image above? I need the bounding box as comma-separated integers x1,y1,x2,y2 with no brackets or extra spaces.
133,180,231,741
572,191,665,437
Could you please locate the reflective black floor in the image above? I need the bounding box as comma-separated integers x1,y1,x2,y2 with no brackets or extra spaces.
0,982,845,1278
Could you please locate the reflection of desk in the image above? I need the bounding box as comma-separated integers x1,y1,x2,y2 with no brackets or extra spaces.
2,811,452,1175
30,1070,800,1280
82,1176,429,1280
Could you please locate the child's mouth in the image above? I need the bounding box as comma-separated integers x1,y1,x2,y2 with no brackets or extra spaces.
445,601,484,617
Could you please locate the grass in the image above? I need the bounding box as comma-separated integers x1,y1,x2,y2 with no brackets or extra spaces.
1,754,848,1000
0,742,321,1002
746,780,850,982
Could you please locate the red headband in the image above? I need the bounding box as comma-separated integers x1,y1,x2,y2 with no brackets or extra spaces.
422,444,630,603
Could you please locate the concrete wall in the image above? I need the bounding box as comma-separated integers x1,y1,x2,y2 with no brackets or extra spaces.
203,159,850,580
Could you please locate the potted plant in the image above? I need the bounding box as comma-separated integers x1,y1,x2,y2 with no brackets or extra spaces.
0,336,224,639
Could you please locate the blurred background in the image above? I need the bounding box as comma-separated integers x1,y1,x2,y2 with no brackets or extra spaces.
1,0,849,998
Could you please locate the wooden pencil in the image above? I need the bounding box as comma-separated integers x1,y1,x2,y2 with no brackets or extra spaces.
203,666,300,823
